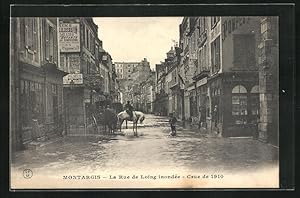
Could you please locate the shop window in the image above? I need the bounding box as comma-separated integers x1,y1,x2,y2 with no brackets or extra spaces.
20,80,45,127
232,85,248,124
250,85,260,116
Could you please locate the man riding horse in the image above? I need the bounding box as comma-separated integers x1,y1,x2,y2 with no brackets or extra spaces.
124,101,134,120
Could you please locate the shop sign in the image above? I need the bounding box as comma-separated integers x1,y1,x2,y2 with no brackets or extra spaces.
63,73,83,85
187,85,195,91
59,23,80,52
196,77,207,87
68,54,80,73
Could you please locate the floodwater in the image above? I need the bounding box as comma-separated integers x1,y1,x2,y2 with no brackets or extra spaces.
11,114,278,175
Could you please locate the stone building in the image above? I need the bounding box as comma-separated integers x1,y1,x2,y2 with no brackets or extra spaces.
257,17,279,145
10,17,67,151
114,59,151,106
209,17,261,137
114,61,140,80
60,17,104,135
154,62,168,116
192,17,211,129
155,16,265,138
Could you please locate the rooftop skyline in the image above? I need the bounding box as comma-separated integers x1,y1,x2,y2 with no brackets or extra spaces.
93,17,183,70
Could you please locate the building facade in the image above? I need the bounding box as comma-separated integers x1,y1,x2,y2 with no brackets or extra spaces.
10,17,67,151
60,17,107,135
257,17,279,145
154,16,267,138
115,59,151,106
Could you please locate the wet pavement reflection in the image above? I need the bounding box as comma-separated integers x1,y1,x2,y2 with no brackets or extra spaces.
11,114,278,175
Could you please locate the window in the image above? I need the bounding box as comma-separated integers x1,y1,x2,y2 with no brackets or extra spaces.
232,85,248,124
24,18,39,61
85,27,89,48
250,85,260,116
44,20,57,63
25,18,33,49
211,36,221,73
20,80,45,127
49,26,54,61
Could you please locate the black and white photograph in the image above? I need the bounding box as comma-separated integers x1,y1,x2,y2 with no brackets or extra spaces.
9,7,284,189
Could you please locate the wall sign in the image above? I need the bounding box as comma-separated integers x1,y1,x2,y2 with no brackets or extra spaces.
63,73,83,85
59,23,80,52
68,54,80,73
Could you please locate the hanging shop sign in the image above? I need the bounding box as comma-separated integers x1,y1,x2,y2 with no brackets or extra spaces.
68,54,80,73
196,77,207,88
63,73,83,85
59,23,80,52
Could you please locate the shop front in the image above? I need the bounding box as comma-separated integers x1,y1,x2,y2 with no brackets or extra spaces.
20,62,67,142
219,72,259,137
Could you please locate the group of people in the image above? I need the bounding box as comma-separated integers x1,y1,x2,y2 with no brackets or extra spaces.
101,101,219,136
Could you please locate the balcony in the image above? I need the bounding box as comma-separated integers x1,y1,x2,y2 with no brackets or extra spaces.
192,68,210,81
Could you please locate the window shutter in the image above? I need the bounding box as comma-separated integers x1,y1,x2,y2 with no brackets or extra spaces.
45,21,50,61
33,18,39,62
33,18,38,51
53,27,58,63
27,18,33,49
24,18,29,47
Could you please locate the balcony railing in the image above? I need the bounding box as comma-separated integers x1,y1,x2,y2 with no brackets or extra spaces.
192,67,210,81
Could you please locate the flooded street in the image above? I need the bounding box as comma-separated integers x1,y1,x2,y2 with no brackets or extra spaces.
12,114,278,173
11,114,279,188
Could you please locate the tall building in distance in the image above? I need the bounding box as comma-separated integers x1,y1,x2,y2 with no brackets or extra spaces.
114,58,153,109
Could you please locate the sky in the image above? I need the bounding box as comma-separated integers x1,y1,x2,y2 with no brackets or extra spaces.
93,17,183,70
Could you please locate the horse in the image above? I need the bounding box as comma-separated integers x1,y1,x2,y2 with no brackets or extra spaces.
134,111,145,124
117,111,144,136
103,108,118,135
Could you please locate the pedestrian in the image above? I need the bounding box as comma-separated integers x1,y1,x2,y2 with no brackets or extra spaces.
169,112,177,136
198,106,202,129
213,105,219,133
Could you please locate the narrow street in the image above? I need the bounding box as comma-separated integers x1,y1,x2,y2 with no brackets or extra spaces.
11,114,278,180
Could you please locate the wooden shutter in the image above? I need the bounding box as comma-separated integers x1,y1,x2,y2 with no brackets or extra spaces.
33,18,39,62
53,26,58,63
24,18,29,47
45,20,50,61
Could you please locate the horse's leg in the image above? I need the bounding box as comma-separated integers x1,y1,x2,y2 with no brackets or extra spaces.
126,120,128,129
120,119,124,132
136,122,138,136
134,120,137,136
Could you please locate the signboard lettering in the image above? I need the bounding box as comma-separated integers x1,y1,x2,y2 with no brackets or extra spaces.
63,73,83,85
59,23,80,52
